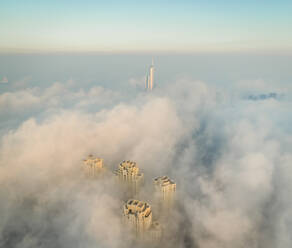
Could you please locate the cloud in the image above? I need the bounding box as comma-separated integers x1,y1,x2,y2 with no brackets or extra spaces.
0,77,292,248
0,92,183,247
128,76,146,89
0,81,121,123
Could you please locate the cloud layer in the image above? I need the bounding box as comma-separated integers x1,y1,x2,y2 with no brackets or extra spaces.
0,77,291,248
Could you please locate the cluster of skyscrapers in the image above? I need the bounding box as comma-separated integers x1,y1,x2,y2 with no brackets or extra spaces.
83,155,176,243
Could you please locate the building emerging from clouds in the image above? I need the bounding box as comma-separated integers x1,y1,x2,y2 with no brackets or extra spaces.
123,199,162,241
115,160,144,196
154,176,176,211
83,155,104,178
145,59,154,91
82,157,173,242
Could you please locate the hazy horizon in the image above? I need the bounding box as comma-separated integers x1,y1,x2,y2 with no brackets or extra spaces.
1,1,292,248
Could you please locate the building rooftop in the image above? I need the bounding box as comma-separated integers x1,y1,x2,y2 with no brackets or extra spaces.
120,160,138,169
154,176,175,187
124,199,152,217
83,154,103,162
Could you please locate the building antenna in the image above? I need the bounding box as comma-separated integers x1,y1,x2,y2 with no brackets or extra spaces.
152,57,154,66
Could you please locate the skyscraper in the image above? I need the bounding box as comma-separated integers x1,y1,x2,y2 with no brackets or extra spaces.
145,58,154,91
154,176,176,211
123,199,162,241
123,199,153,237
83,155,104,178
115,160,144,196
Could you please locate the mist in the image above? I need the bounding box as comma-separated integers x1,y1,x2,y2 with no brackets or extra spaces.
0,54,292,248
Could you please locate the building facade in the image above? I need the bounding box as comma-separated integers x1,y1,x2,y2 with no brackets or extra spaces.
123,199,162,241
115,160,144,195
83,154,104,178
154,176,176,211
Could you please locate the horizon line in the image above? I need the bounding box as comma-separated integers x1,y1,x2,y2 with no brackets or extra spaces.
1,48,292,56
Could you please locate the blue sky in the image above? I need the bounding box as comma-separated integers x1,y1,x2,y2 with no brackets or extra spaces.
0,0,292,53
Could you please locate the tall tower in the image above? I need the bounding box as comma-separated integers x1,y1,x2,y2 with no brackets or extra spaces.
145,58,154,91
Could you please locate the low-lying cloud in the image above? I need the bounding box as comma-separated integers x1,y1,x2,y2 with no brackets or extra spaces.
0,77,291,248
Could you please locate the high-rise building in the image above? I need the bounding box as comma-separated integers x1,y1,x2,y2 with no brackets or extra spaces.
123,199,152,236
145,58,154,91
123,199,162,241
154,176,176,211
115,160,144,195
83,155,104,178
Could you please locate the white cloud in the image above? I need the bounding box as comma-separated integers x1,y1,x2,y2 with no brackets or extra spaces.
0,77,291,248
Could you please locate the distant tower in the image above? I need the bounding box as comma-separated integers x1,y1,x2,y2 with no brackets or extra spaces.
154,176,176,211
115,160,144,196
83,155,104,178
123,199,162,241
145,58,155,91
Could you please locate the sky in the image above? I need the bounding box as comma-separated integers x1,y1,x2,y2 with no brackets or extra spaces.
1,2,292,248
1,0,292,53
